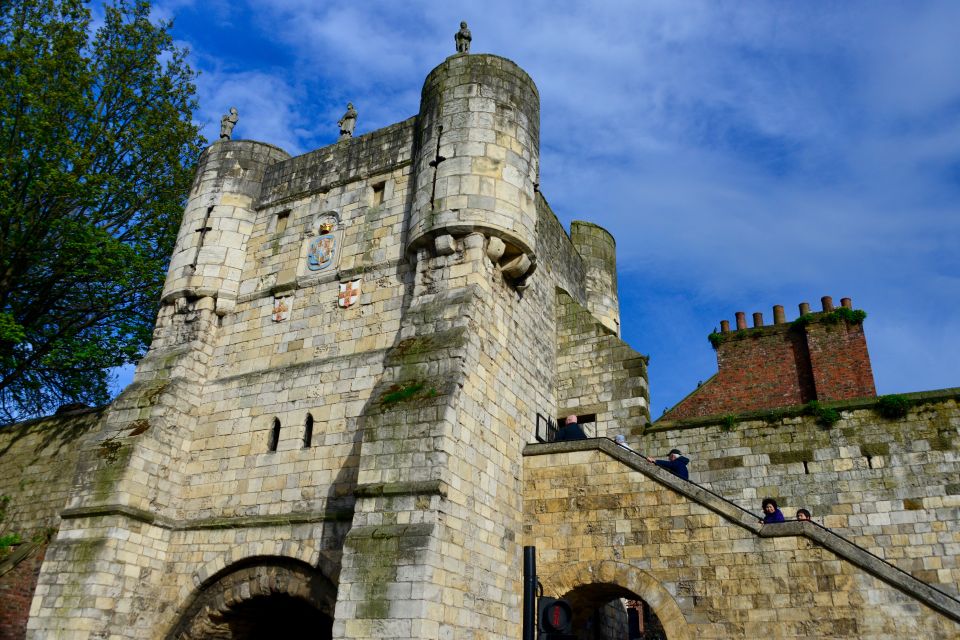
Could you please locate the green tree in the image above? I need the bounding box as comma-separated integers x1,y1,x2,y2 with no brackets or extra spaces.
0,0,204,424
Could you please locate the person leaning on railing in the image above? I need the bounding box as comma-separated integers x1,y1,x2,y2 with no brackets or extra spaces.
645,448,690,480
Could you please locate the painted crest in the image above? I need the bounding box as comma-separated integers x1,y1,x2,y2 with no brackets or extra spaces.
338,279,361,308
272,296,291,322
307,232,337,271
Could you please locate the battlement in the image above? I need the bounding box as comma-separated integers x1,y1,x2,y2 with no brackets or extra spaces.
661,295,876,421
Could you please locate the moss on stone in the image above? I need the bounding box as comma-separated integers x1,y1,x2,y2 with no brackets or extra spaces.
903,498,923,510
93,440,132,501
380,382,435,405
860,442,890,458
769,449,813,465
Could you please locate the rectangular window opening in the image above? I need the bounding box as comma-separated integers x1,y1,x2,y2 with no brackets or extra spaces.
371,182,385,206
556,413,597,437
275,210,290,234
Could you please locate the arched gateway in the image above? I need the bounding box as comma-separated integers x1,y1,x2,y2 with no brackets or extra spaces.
543,560,691,640
166,558,335,640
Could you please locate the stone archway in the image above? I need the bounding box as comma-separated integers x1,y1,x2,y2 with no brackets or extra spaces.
166,557,336,639
542,560,692,640
561,583,666,639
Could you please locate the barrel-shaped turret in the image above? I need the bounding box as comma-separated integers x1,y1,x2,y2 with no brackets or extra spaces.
162,140,290,313
409,54,540,272
571,221,621,335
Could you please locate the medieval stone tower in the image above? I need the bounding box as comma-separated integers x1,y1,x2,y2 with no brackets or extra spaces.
2,44,959,640
14,50,647,639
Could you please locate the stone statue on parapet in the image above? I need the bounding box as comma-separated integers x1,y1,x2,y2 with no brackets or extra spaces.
220,107,238,140
338,102,357,140
455,21,471,53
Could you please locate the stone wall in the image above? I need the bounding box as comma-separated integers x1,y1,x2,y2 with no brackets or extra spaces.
523,441,960,639
555,291,649,437
644,389,960,597
0,408,103,538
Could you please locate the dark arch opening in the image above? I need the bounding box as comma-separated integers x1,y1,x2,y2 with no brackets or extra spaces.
211,592,331,639
561,582,666,640
303,413,314,448
166,557,335,640
268,417,280,452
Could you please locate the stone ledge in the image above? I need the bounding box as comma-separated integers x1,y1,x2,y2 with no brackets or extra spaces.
523,437,960,623
354,479,448,498
59,503,353,531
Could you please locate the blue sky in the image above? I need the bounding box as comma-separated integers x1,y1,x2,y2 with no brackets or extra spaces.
141,0,960,417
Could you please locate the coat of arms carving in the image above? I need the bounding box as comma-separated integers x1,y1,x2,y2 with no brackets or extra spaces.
307,219,338,271
338,279,361,308
273,295,292,322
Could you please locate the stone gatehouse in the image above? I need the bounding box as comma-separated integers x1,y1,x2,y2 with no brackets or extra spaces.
0,45,958,640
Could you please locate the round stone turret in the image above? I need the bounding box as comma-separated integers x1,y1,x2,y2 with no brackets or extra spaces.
409,54,540,272
162,140,290,314
571,221,621,335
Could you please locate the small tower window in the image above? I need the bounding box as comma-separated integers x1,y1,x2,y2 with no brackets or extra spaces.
371,182,385,206
303,413,314,449
275,210,290,234
268,418,281,452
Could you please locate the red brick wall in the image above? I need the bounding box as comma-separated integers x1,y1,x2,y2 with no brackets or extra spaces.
806,321,876,401
0,543,47,640
662,315,874,421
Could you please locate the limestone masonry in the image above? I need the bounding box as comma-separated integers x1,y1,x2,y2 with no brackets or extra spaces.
0,48,958,640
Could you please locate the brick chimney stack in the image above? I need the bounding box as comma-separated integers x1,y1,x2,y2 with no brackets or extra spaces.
662,297,876,420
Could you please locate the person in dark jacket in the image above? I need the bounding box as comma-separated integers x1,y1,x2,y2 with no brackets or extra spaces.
760,498,786,523
555,415,587,441
645,448,689,480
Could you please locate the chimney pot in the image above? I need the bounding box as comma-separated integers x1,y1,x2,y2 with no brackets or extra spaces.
841,297,853,309
773,305,786,324
822,296,834,312
799,302,811,315
720,320,730,333
735,311,747,330
752,312,764,327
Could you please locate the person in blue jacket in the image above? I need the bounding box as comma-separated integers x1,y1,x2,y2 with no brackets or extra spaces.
760,498,786,524
645,448,689,480
555,414,587,441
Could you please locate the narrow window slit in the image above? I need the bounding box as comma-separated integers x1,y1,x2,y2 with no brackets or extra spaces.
268,418,281,452
803,461,810,475
303,414,314,449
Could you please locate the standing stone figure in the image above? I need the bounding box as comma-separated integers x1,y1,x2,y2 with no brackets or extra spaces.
338,103,358,140
455,21,471,54
220,107,238,140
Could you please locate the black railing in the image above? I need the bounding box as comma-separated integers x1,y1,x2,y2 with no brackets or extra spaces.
535,413,558,443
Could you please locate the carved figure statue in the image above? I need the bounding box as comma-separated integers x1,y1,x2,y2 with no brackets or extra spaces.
455,21,471,54
338,103,358,140
220,107,238,140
